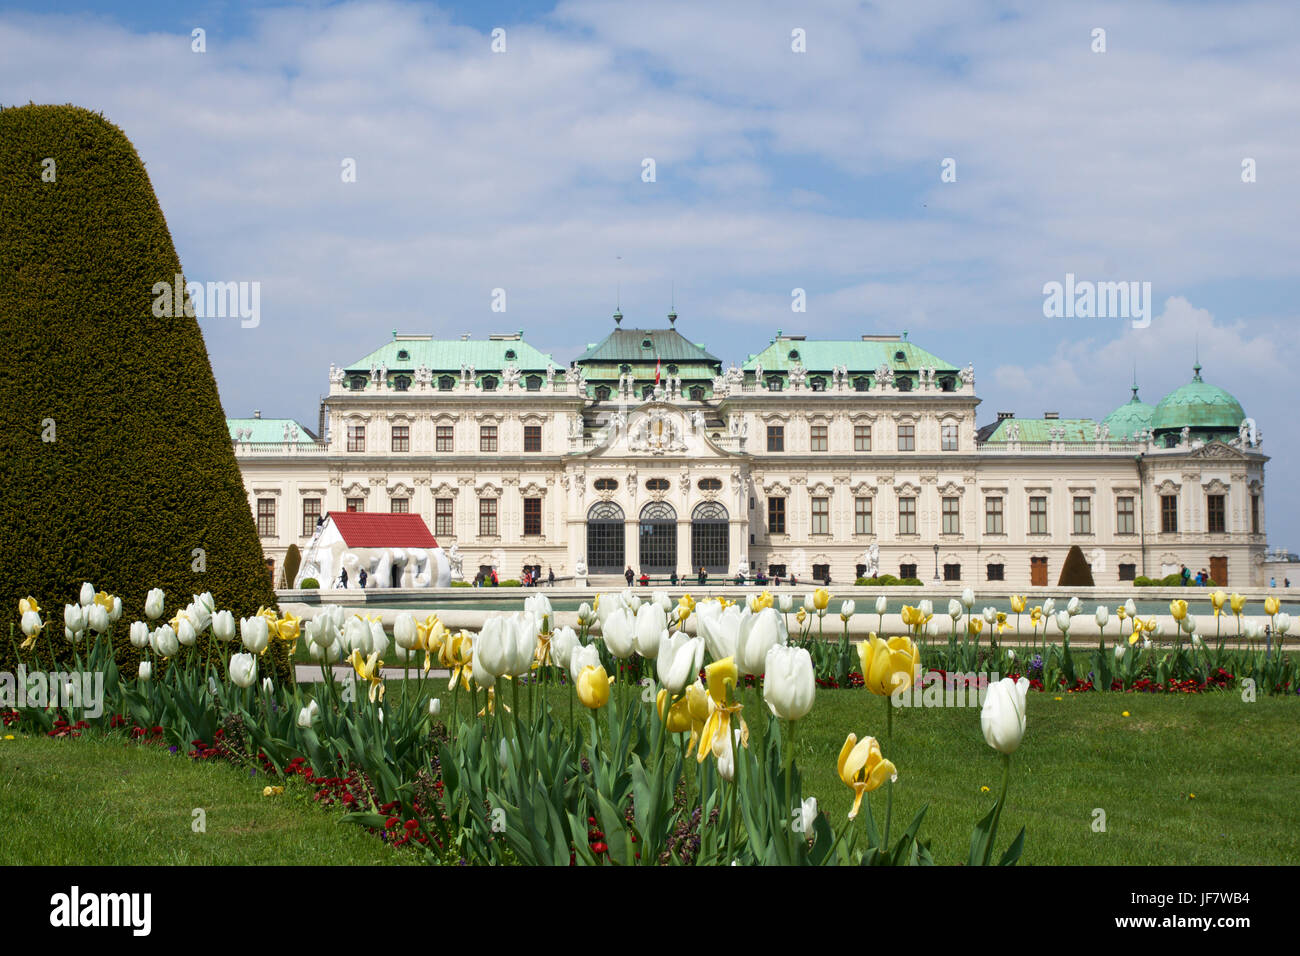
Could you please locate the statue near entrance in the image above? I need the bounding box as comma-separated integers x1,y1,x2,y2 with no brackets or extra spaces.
863,542,880,579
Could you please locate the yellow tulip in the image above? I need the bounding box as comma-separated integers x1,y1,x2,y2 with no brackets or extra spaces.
685,680,711,753
1230,593,1246,615
1029,607,1043,625
857,635,920,696
1116,605,1127,621
1009,595,1026,614
349,649,386,703
1211,591,1226,615
576,665,611,709
276,613,301,641
656,689,693,733
967,617,984,637
837,733,896,820
1128,632,1139,646
93,590,114,611
995,611,1008,634
18,597,40,616
257,605,279,624
749,591,774,613
813,588,831,611
1265,597,1280,616
1143,617,1157,633
695,692,747,764
1169,600,1188,622
677,594,695,622
796,607,807,625
477,686,510,716
446,633,474,689
705,657,738,705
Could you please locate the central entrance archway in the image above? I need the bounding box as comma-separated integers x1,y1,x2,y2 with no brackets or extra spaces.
586,502,625,574
638,501,677,574
691,501,729,574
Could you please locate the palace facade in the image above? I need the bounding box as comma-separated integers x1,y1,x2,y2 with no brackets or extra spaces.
229,314,1270,588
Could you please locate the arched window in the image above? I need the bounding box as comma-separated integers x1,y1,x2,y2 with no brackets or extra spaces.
525,375,542,391
691,501,729,574
393,375,411,391
853,376,870,392
349,376,367,390
810,376,826,391
639,501,677,573
437,375,455,391
595,385,611,401
689,386,705,401
896,376,913,392
481,375,498,391
586,501,625,574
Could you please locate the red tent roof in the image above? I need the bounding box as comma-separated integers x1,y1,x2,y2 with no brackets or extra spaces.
327,512,438,549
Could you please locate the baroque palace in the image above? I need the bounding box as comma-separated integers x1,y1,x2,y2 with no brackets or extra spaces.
229,312,1269,588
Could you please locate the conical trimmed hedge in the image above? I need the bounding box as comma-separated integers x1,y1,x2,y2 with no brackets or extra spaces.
0,104,286,679
1057,545,1096,588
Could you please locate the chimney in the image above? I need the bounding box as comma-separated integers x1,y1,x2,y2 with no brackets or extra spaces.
1044,412,1060,420
997,411,1014,421
253,409,261,419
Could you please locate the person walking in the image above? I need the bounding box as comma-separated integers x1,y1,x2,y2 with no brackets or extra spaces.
548,566,555,587
625,566,634,587
358,568,368,589
339,567,349,589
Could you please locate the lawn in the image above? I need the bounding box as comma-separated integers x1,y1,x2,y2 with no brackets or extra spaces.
0,734,415,866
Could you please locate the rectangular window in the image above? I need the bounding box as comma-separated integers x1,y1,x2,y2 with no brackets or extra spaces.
1251,495,1260,535
897,424,916,452
767,425,784,452
480,425,498,453
811,497,830,535
987,563,1005,582
768,497,786,534
810,425,828,452
479,498,498,537
1116,496,1136,535
941,496,961,535
854,497,873,535
1073,496,1092,534
899,563,918,579
941,422,959,451
985,497,1004,534
1118,563,1137,582
346,497,364,513
301,497,321,537
1207,494,1226,534
1161,494,1178,533
436,425,454,453
854,425,872,452
435,498,454,538
1029,496,1047,535
391,425,409,452
943,563,961,581
524,425,542,453
899,497,917,535
523,497,542,535
347,424,365,453
256,498,276,537
389,497,409,513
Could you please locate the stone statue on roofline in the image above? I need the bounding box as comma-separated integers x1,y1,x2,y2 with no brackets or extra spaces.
960,364,975,386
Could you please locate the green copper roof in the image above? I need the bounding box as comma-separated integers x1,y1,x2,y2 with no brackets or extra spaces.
344,335,558,373
741,336,955,372
227,418,318,444
575,323,721,365
1151,365,1245,433
582,361,719,380
983,418,1099,443
1102,386,1156,440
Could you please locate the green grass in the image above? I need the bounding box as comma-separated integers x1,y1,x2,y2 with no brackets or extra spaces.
0,734,415,865
408,678,1300,865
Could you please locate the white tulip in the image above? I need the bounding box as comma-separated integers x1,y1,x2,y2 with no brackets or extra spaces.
1066,597,1081,616
983,606,997,624
602,606,637,659
20,610,42,638
475,617,510,677
1055,610,1071,634
1095,606,1109,628
980,676,1029,755
779,594,794,613
737,607,787,675
961,587,975,610
229,652,257,688
108,597,123,622
185,600,211,634
652,590,672,613
1114,644,1126,660
506,613,537,676
695,600,741,661
799,797,818,835
551,626,579,672
763,644,815,720
594,594,620,629
1124,598,1137,619
1243,619,1261,640
210,610,236,642
1042,598,1056,617
262,676,274,694
803,593,816,612
875,595,889,616
144,588,165,621
176,617,197,647
927,618,940,638
1276,613,1292,635
310,638,340,662
524,593,553,621
1181,614,1197,635
343,617,371,655
1007,649,1016,662
919,599,933,618
840,600,856,619
1191,634,1203,648
79,582,95,607
128,620,149,648
658,633,705,695
64,603,85,634
394,612,419,650
240,616,270,654
86,604,109,634
1141,638,1151,649
577,602,596,627
297,700,320,728
569,643,601,686
153,624,180,658
634,603,668,658
368,619,390,660
429,698,442,717
1153,621,1165,639
621,589,641,614
948,599,963,619
137,661,152,682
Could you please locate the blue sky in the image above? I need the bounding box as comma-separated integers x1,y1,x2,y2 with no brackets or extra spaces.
5,0,1299,545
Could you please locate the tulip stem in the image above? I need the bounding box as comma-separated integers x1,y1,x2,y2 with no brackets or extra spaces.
882,779,893,854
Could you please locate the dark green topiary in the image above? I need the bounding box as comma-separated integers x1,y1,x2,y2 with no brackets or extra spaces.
299,577,320,590
0,104,286,681
282,544,302,589
1057,545,1096,588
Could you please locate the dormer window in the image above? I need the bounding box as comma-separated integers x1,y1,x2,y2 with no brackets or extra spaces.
897,376,913,392
810,376,826,391
642,338,653,349
481,375,498,391
895,350,906,361
504,349,516,361
667,364,678,375
349,376,367,390
525,375,542,391
766,376,783,391
853,376,869,392
393,375,411,391
438,375,455,391
788,349,800,361
396,349,410,361
620,363,631,373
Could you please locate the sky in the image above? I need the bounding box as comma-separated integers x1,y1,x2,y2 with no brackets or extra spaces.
4,0,1298,544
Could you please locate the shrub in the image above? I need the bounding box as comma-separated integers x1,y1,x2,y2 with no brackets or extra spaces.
0,105,284,680
282,544,302,589
451,580,472,587
854,576,923,587
1057,545,1095,587
298,578,320,590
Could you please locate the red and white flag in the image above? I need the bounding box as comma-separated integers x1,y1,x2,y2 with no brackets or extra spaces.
655,356,661,385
